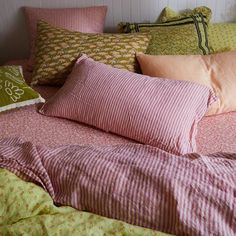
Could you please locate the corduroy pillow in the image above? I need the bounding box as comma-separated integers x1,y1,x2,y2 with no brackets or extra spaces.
40,54,216,155
24,6,107,71
136,51,236,116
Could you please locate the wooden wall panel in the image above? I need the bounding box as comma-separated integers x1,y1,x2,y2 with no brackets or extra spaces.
0,0,236,63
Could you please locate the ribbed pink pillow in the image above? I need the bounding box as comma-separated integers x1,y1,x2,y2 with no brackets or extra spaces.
24,6,107,70
40,54,216,155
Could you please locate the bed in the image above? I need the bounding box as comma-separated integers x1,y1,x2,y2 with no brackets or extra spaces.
2,60,236,155
0,59,236,236
0,60,173,235
1,5,236,236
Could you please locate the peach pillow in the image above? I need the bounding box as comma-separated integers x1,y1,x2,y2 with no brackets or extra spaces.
137,51,236,116
24,6,107,71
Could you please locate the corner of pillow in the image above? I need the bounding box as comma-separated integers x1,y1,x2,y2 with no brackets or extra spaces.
38,103,46,115
208,89,218,106
76,53,89,64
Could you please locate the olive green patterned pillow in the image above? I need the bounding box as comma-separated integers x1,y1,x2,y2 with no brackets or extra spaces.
0,66,44,112
119,14,211,55
158,6,212,23
32,21,151,86
209,23,236,53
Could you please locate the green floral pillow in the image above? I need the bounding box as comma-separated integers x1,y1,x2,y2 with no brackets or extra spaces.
119,14,211,55
0,66,44,112
158,6,212,23
32,21,151,86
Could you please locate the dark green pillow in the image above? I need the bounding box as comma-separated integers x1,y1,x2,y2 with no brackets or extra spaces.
119,14,211,55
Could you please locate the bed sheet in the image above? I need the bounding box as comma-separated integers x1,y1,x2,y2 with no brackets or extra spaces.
2,60,236,154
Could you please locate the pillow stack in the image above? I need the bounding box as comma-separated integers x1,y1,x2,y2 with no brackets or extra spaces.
0,6,109,113
119,14,211,55
158,6,236,53
24,6,108,70
119,6,212,56
14,5,236,155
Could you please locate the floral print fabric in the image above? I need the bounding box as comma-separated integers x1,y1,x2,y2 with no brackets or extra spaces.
32,21,151,86
0,65,44,112
0,168,170,236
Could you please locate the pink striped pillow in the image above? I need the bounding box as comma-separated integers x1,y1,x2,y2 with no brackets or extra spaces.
24,6,107,71
40,54,216,155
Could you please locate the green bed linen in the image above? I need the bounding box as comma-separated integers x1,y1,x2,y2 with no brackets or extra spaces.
0,168,171,236
209,23,236,52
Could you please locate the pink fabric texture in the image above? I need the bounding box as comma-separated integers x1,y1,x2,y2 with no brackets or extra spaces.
0,137,235,236
40,55,216,155
24,6,107,70
2,60,236,155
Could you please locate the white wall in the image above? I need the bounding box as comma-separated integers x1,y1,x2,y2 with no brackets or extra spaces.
0,0,236,64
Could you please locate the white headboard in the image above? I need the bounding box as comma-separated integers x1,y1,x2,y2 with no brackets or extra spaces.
1,0,236,64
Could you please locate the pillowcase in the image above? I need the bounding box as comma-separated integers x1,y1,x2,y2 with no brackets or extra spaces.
136,51,236,116
24,6,107,70
31,21,150,86
40,54,215,155
0,66,44,112
119,14,210,55
158,6,212,23
209,23,236,52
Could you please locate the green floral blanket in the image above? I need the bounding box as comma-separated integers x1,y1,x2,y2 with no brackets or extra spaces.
0,169,170,236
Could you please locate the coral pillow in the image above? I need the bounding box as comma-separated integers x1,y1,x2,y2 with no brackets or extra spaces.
137,51,236,116
40,54,215,155
24,6,107,70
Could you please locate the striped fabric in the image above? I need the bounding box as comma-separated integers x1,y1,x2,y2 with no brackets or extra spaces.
0,137,235,236
40,54,215,155
24,6,107,70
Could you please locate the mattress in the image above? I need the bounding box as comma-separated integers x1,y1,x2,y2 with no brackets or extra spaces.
2,60,236,154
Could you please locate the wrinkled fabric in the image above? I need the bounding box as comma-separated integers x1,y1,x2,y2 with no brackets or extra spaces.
0,169,167,236
2,60,236,155
0,138,235,236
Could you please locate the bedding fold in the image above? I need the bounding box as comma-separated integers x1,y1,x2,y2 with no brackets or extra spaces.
0,138,235,236
0,168,167,236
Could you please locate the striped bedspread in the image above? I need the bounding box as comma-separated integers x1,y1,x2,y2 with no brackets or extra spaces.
0,138,235,236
